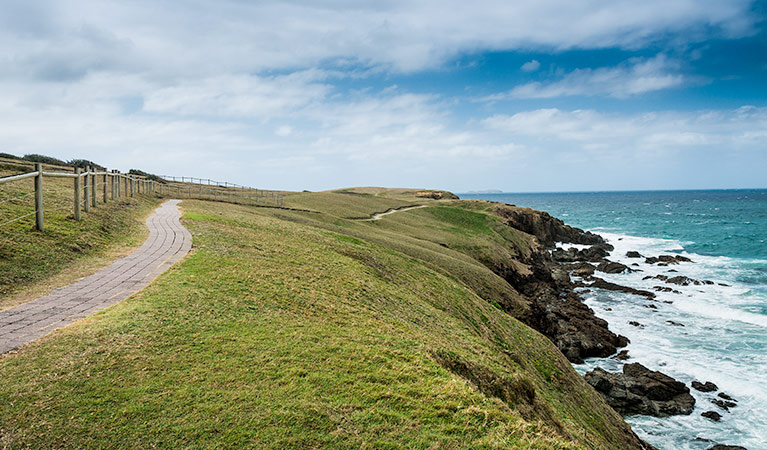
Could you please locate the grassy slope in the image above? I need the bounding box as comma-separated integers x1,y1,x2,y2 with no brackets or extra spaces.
0,162,163,307
0,190,639,449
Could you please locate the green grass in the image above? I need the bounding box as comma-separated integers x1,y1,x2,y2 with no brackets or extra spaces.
0,167,163,303
0,192,643,449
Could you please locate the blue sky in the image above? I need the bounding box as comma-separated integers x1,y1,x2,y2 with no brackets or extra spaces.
0,0,765,192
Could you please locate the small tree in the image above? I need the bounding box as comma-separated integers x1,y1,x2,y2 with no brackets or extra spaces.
68,159,105,170
129,169,163,182
22,154,68,166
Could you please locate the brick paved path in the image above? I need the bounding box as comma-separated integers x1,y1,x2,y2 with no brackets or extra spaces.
0,199,191,355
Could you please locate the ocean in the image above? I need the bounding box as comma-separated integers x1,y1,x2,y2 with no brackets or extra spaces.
460,190,767,450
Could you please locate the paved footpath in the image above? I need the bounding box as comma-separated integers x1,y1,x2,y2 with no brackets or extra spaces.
0,199,192,355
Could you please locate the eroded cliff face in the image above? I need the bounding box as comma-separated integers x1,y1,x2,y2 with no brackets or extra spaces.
487,203,630,364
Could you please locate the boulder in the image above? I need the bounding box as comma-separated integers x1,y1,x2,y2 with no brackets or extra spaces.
612,350,630,361
691,381,718,393
568,262,596,277
626,251,643,258
718,392,736,402
644,275,668,281
712,398,737,411
708,446,748,450
588,277,656,299
584,363,695,417
597,261,632,274
702,411,722,422
645,255,694,265
666,276,714,286
552,246,610,263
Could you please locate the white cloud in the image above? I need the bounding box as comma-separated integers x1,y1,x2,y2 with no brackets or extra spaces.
275,126,293,137
482,106,767,152
493,54,685,99
0,1,756,77
143,71,331,118
521,60,541,72
0,1,763,191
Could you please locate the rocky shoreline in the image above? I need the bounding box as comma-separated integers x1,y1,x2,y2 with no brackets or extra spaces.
489,203,746,450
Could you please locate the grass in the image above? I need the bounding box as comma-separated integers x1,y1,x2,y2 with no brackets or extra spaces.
0,190,643,449
0,165,164,308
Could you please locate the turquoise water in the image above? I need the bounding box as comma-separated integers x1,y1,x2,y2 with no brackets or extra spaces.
461,190,767,450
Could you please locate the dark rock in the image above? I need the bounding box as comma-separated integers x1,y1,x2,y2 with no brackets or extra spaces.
597,261,632,274
719,283,730,287
708,445,748,450
645,255,694,265
552,246,610,263
493,205,607,248
588,277,656,299
644,275,668,281
487,205,633,364
500,257,630,364
568,262,596,277
660,287,682,294
711,398,737,411
613,350,630,361
692,381,718,392
702,411,722,421
718,392,736,402
626,251,643,258
644,303,658,309
663,276,716,287
629,321,644,328
666,320,684,327
584,363,695,417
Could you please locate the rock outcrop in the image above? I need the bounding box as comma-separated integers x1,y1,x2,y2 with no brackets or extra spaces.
645,255,694,265
666,276,714,286
552,246,609,262
692,381,718,392
584,363,695,417
708,446,748,450
583,277,656,299
493,206,606,247
486,204,630,364
597,260,632,274
702,411,722,421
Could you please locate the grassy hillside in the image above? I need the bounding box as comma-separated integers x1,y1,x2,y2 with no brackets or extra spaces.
0,189,645,449
0,160,163,309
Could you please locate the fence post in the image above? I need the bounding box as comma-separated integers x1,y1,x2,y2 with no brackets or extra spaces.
84,167,91,213
74,167,81,221
34,163,44,231
130,178,134,197
91,167,97,208
103,171,108,203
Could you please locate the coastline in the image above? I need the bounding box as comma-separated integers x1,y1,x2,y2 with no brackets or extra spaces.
461,191,766,450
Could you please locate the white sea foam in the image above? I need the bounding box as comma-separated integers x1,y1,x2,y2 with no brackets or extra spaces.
573,231,767,449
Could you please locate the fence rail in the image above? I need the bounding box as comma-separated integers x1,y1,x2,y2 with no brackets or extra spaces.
0,165,283,231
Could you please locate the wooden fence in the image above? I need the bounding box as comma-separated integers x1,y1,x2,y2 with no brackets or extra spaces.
0,164,283,232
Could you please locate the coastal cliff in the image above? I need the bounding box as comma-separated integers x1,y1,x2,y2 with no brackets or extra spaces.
0,187,659,449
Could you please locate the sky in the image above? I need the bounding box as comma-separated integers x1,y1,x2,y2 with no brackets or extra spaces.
0,0,765,192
